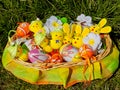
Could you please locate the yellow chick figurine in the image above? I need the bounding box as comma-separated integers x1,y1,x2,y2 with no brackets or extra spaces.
29,18,44,34
29,18,46,45
72,24,89,48
40,37,53,53
50,30,63,49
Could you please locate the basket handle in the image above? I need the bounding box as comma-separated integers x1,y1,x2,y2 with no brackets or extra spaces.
8,30,16,45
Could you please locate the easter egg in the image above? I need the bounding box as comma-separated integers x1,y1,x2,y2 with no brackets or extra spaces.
16,22,30,37
79,44,94,59
60,44,79,62
19,53,28,62
24,39,38,51
49,53,63,63
28,49,49,63
60,17,68,23
16,45,23,58
19,44,29,62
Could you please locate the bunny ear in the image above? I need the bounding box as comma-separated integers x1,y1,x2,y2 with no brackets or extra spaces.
71,23,76,31
98,18,107,28
70,24,76,37
100,26,112,33
74,24,82,36
81,27,90,37
63,23,70,35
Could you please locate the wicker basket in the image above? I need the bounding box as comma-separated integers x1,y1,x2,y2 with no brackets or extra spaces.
7,34,112,71
2,32,119,88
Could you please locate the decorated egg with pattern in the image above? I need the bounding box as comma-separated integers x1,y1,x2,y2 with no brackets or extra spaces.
79,44,94,59
48,53,63,63
28,49,49,63
16,22,30,37
59,44,79,62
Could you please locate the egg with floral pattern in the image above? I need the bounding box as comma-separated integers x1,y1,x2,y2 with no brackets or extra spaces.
28,49,49,63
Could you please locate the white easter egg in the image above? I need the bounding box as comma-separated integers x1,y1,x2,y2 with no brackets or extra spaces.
60,44,78,62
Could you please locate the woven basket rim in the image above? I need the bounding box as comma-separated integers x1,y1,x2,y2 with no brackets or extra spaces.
6,34,112,71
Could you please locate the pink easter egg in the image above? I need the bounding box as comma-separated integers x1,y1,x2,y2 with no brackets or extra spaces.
28,49,49,63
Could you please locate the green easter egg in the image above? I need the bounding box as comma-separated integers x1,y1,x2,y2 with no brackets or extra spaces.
61,17,68,23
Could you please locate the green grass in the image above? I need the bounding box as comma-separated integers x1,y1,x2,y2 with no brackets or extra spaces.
0,0,120,90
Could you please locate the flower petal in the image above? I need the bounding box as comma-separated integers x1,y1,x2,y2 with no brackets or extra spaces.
83,32,102,51
85,16,92,23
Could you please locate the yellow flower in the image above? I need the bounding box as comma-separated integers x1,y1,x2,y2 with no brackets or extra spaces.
52,21,59,27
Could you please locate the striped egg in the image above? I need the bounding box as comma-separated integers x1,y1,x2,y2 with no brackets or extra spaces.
79,44,94,59
16,22,30,37
60,44,78,62
28,49,49,63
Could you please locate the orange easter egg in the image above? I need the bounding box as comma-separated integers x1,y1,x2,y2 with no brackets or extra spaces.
79,44,94,59
16,22,30,37
49,53,63,63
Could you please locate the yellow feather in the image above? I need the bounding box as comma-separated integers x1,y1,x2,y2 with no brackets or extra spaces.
98,18,107,28
100,26,112,33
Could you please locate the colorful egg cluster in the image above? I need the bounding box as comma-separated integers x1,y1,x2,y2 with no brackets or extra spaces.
11,14,111,64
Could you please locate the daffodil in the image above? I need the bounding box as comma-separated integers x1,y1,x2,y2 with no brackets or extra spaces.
44,16,62,33
76,14,92,27
83,32,102,51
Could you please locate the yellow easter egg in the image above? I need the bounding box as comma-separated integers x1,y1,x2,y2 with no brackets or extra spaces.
19,53,28,62
16,45,22,57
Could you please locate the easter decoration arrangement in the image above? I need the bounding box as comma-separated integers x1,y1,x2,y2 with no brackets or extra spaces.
2,14,119,88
